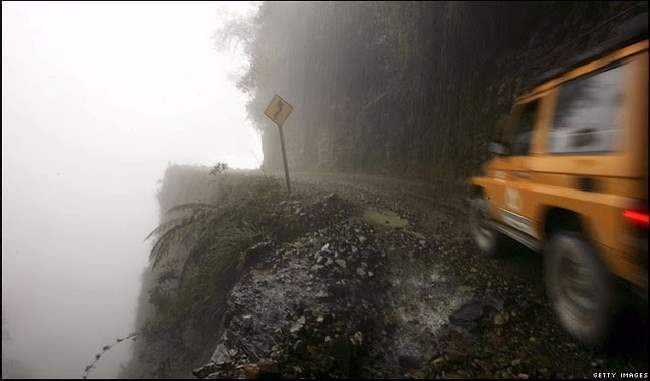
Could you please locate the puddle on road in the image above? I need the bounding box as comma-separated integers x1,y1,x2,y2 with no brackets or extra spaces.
363,208,409,229
387,270,475,366
396,272,475,332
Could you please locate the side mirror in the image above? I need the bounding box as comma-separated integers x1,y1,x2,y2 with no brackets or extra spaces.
488,141,509,156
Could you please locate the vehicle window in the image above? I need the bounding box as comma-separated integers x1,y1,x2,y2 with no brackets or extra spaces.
548,63,625,154
510,100,539,156
493,113,511,144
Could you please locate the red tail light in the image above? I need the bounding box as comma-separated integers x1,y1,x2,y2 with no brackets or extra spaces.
624,209,650,228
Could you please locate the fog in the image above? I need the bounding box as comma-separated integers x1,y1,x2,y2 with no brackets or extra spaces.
2,1,260,378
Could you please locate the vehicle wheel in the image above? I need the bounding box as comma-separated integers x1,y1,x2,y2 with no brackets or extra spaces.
469,194,499,256
544,231,617,347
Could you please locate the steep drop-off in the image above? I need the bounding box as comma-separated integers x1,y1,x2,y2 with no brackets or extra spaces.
120,165,221,378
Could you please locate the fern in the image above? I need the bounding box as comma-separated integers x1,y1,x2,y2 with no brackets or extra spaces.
82,332,138,379
135,174,283,376
144,215,193,242
165,203,220,216
146,201,264,270
148,217,196,269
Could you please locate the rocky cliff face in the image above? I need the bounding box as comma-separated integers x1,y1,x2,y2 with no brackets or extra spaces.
119,164,218,379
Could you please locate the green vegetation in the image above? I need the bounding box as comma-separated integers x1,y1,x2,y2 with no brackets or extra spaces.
82,333,138,379
121,166,288,378
217,1,646,181
209,162,230,176
2,313,35,379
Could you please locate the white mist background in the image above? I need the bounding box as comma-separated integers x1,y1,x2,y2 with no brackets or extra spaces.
2,1,260,377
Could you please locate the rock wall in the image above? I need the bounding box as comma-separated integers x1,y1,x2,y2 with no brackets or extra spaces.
238,2,647,180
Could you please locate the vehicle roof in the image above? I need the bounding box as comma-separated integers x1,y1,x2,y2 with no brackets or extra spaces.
518,12,648,100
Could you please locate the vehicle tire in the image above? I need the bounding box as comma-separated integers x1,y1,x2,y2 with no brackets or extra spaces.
544,231,618,347
469,194,500,257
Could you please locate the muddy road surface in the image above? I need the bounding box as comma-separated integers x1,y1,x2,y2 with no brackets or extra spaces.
194,171,648,379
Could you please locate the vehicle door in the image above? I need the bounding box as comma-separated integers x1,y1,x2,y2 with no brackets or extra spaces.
501,97,546,238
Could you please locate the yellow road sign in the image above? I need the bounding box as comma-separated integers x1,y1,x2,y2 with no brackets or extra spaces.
264,94,294,194
264,94,293,127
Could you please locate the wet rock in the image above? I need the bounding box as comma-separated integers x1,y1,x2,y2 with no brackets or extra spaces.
246,240,275,260
290,316,306,333
450,302,487,327
398,354,423,369
449,298,503,334
494,313,506,326
293,339,306,353
431,357,446,368
250,360,282,379
211,343,231,364
349,331,363,347
192,362,218,378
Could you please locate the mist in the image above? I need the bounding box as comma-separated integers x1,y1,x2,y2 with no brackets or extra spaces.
3,1,647,379
2,1,260,378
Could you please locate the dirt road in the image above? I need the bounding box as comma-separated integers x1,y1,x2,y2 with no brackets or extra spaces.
194,171,648,379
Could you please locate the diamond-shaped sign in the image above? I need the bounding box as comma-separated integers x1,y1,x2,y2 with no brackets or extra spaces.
264,94,293,127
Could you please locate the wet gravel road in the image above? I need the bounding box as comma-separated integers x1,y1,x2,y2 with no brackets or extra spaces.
194,171,648,379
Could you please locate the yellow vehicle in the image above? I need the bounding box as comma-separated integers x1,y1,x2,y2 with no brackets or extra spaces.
469,16,648,346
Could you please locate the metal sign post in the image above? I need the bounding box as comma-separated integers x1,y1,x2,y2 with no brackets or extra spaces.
277,125,292,194
264,94,294,194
